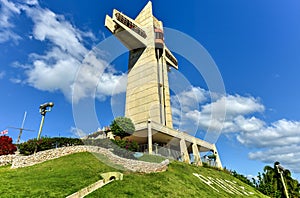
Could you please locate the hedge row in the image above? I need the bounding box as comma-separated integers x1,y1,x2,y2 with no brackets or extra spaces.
83,139,138,159
18,137,84,155
18,137,139,159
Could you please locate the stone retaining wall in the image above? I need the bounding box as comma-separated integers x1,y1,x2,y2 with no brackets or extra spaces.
0,146,169,173
0,154,16,166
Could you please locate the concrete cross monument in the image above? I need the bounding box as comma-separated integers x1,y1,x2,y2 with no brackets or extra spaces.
105,1,177,128
105,1,223,169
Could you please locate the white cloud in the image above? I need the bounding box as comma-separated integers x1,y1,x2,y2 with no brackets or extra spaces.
178,86,208,108
0,0,22,43
171,86,208,113
234,116,265,132
72,51,127,102
0,0,20,27
6,2,127,102
172,87,300,173
172,89,265,134
201,95,265,119
249,144,300,173
24,6,88,59
26,53,78,94
237,119,300,148
0,30,20,43
171,86,208,133
24,0,38,6
0,1,126,102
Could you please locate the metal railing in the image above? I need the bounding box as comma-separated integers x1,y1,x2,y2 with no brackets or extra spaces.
115,13,147,38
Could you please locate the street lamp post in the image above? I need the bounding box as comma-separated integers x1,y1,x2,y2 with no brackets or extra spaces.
276,163,289,198
35,102,54,154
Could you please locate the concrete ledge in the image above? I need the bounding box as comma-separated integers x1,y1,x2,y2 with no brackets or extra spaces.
66,172,123,198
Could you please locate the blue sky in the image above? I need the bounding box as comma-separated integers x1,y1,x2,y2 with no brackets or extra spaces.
1,0,300,180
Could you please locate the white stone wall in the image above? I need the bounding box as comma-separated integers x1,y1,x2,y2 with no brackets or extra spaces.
0,146,169,173
0,154,16,166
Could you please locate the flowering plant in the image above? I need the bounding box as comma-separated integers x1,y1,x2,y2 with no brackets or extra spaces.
0,136,17,155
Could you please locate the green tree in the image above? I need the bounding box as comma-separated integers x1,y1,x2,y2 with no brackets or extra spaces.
110,117,135,139
256,162,300,198
282,169,300,198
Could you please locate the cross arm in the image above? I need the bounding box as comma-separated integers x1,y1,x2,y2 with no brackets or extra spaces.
164,46,178,70
105,9,147,50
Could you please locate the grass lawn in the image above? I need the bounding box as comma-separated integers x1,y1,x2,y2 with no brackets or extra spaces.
87,161,268,198
0,152,118,197
0,152,268,198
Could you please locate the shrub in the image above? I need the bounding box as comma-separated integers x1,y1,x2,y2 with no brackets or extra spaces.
0,136,17,155
112,147,135,159
110,117,135,139
83,138,136,159
18,139,37,155
18,137,84,155
112,139,139,152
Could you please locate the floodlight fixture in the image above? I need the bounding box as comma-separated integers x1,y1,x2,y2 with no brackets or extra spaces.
276,164,285,172
37,102,54,141
39,102,54,116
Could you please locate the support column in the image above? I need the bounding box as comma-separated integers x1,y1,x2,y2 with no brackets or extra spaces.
192,142,202,166
180,138,190,164
212,144,223,169
167,144,171,158
147,119,152,154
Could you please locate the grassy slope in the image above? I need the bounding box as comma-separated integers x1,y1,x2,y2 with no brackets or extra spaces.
0,152,267,198
0,153,117,197
88,161,268,198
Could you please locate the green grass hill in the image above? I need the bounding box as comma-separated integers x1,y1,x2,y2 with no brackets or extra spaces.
0,152,268,198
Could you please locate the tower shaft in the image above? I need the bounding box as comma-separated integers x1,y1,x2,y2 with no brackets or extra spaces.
105,2,177,128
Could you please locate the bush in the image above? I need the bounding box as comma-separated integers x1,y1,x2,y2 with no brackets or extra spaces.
110,117,135,139
231,170,255,188
83,138,136,159
112,147,135,159
18,136,138,159
18,137,84,155
112,139,139,152
18,139,36,155
0,136,17,155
